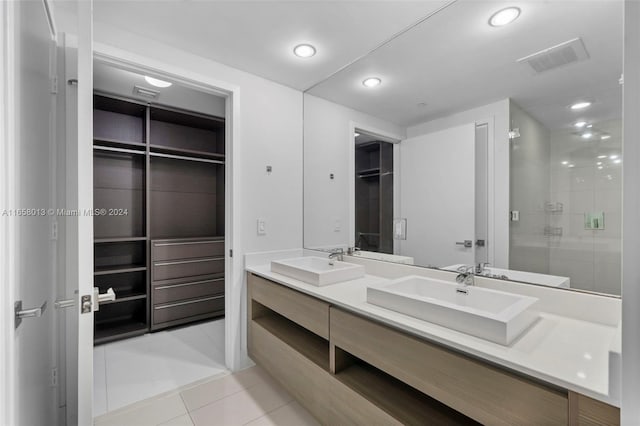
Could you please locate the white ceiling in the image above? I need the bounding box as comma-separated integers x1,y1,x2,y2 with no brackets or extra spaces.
94,61,227,116
90,0,451,91
308,0,624,130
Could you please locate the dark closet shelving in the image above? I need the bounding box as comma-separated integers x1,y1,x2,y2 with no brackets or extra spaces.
92,92,226,345
355,141,393,254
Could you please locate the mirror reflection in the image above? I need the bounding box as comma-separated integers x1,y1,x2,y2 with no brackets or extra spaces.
303,0,622,296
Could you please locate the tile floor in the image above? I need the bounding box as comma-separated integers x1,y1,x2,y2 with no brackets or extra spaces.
93,365,319,426
94,319,228,415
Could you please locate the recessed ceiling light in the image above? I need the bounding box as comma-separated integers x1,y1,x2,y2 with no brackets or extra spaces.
561,161,569,165
574,121,587,128
601,135,611,140
293,44,316,58
598,155,608,159
362,77,382,88
570,101,592,110
581,132,593,139
489,7,521,27
144,76,172,88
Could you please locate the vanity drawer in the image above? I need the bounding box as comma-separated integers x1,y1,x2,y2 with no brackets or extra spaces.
152,276,224,304
152,257,224,281
151,239,224,261
153,295,224,325
248,273,330,339
330,308,568,426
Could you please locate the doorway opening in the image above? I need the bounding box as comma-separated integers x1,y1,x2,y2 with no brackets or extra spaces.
353,129,398,254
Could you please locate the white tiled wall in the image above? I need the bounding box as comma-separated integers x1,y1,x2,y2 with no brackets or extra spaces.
509,102,551,274
548,119,622,294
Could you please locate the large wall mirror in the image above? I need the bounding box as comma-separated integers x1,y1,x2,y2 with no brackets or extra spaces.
303,0,623,296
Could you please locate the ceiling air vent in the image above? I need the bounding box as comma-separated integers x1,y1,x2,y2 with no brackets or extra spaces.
133,85,159,99
517,38,589,74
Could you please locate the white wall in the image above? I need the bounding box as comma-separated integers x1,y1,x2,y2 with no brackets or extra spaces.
303,93,405,249
509,101,551,275
406,99,510,268
622,1,640,422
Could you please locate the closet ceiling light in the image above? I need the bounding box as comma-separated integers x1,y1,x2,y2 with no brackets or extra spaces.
144,76,172,88
293,44,316,58
489,7,521,27
363,77,382,88
570,101,592,110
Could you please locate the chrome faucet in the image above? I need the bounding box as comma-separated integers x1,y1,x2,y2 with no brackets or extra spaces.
476,262,490,274
346,246,361,256
455,265,475,288
328,248,344,265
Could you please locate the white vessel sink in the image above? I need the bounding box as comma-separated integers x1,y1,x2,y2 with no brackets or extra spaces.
270,256,365,286
367,275,539,345
444,264,570,288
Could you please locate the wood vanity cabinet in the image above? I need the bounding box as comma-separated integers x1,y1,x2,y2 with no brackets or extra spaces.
247,272,620,426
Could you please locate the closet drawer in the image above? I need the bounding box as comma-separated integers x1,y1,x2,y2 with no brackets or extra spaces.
153,276,224,304
152,257,224,281
151,239,224,261
153,295,225,325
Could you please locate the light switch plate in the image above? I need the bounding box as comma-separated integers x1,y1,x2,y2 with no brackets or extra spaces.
257,218,266,235
393,218,407,240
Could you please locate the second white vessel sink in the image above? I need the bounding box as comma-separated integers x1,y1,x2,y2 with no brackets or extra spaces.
271,256,365,286
367,275,539,345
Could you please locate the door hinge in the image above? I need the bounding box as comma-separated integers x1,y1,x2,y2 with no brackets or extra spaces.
50,75,58,94
51,367,58,387
229,249,233,258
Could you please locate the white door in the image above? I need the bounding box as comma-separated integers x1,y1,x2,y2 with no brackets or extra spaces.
398,123,476,267
3,1,95,425
9,1,59,424
60,2,96,425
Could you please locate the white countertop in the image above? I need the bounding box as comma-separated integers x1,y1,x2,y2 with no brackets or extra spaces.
246,263,620,406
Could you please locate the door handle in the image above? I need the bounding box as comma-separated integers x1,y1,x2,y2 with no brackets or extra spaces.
54,299,75,309
93,287,116,311
455,240,473,248
14,300,47,329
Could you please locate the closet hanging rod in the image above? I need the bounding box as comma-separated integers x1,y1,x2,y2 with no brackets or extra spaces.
94,145,145,155
149,152,225,165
